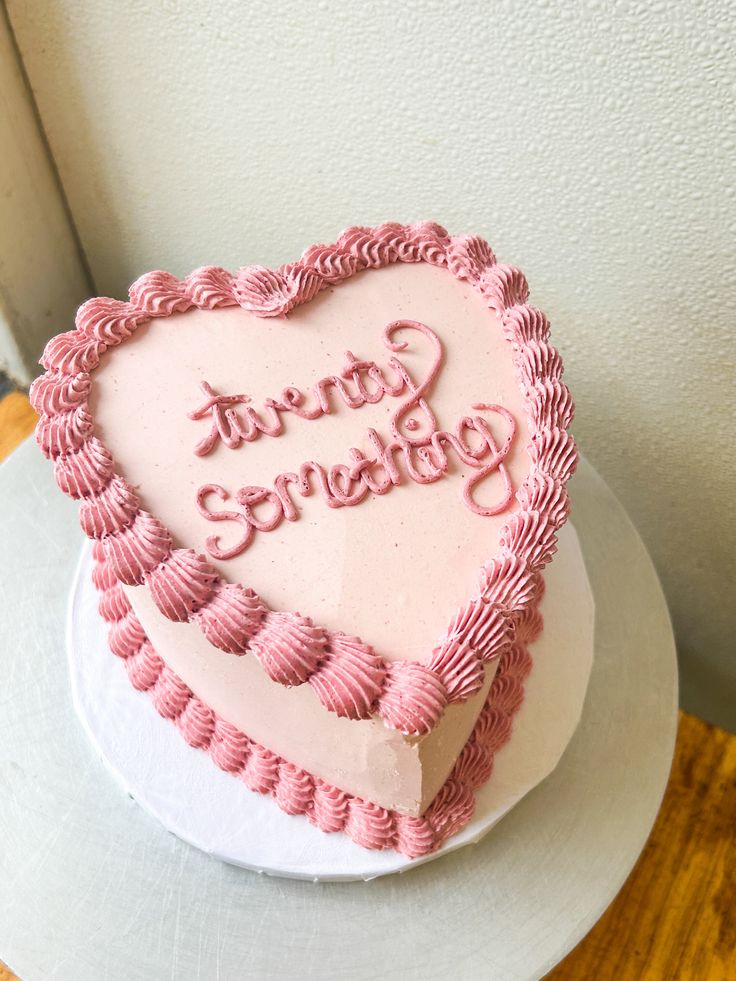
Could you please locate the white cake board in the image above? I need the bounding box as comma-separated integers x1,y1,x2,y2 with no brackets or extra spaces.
67,523,594,882
0,445,678,980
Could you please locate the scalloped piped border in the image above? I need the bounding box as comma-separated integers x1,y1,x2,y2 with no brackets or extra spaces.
32,221,577,738
92,541,536,858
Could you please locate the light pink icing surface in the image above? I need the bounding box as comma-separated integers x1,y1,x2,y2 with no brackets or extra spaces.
32,222,577,748
90,262,531,662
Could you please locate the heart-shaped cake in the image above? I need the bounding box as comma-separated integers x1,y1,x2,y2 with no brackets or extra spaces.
32,222,576,857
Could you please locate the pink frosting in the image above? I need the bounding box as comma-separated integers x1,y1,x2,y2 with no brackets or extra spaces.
151,665,192,720
125,642,164,692
498,643,534,676
345,799,396,851
232,265,315,317
99,511,173,586
527,379,575,432
478,553,537,611
76,298,145,345
184,266,237,309
91,557,116,592
446,233,496,281
395,815,437,858
473,706,514,752
309,782,350,832
32,222,576,737
478,264,530,311
489,674,526,715
376,661,448,737
299,245,359,283
529,428,578,482
517,473,570,529
274,762,314,815
177,696,216,749
500,511,560,572
248,610,328,686
501,305,551,345
515,605,544,644
108,614,146,659
451,740,494,792
427,632,485,704
36,403,93,458
29,370,91,416
40,330,103,374
209,718,250,773
93,547,535,858
191,582,266,653
78,475,139,539
279,263,324,305
128,271,193,317
425,780,476,841
97,583,131,623
515,340,563,390
441,596,512,666
307,633,386,719
146,548,218,621
241,743,280,795
54,437,114,498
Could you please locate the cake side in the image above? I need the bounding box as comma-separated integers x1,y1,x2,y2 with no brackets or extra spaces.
91,540,534,855
122,578,498,815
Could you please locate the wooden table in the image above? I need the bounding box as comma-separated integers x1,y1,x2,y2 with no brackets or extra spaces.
1,389,733,981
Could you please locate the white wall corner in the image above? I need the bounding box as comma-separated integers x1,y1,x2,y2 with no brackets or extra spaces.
0,4,90,386
0,300,29,385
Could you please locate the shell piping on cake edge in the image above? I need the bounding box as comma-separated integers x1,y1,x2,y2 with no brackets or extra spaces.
92,545,535,859
31,222,576,737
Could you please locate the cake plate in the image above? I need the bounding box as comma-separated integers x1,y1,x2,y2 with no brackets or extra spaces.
0,443,678,981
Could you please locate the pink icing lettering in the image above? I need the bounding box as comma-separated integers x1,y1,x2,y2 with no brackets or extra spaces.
328,463,368,506
188,381,285,456
195,406,515,559
270,387,322,421
236,485,285,534
190,320,517,560
195,484,253,559
383,320,443,445
187,320,444,456
462,404,516,516
273,471,301,521
298,461,342,509
340,351,403,404
188,383,253,456
313,375,365,413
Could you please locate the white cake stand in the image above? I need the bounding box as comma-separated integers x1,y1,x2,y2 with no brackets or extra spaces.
0,443,677,981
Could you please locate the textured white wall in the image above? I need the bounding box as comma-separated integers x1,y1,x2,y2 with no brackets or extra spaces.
0,5,89,384
8,0,735,727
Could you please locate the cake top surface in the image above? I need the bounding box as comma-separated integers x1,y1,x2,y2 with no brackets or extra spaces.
32,222,576,736
91,260,531,660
